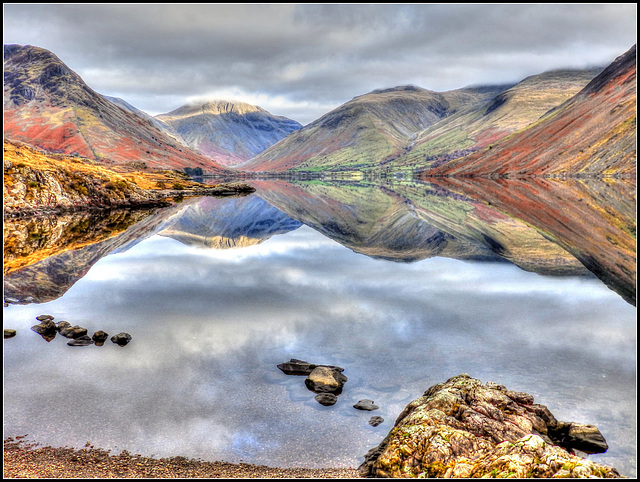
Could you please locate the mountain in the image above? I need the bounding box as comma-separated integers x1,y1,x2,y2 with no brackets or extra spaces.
3,44,230,173
156,100,302,168
389,68,602,170
425,45,636,177
238,85,508,172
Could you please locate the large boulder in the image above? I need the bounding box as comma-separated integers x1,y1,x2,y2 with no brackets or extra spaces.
359,374,621,478
304,366,348,394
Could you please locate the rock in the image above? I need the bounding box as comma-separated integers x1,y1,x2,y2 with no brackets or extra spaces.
4,329,17,339
359,374,621,478
67,335,94,346
56,321,71,332
354,399,379,411
315,393,338,406
59,324,88,339
111,332,132,346
305,366,348,394
35,314,55,322
92,330,109,346
31,319,57,341
277,358,345,376
368,416,384,427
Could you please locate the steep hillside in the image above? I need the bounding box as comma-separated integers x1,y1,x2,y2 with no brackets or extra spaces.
391,68,602,170
156,100,302,168
425,45,636,177
3,44,230,173
239,85,506,173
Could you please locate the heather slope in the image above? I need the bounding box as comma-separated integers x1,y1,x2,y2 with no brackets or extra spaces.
3,44,230,173
425,45,636,177
156,100,302,168
391,68,602,170
239,85,505,172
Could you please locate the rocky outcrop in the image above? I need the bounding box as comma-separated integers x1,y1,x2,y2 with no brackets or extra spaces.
359,374,621,478
4,140,255,216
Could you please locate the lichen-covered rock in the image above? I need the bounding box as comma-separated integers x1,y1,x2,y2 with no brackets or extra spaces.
359,374,621,478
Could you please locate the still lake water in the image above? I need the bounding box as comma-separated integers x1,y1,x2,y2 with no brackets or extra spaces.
3,179,636,476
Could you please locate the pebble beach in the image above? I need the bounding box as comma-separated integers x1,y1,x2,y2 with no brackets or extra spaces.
3,438,360,479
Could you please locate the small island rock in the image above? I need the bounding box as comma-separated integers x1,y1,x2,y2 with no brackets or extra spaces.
111,332,132,346
4,329,17,339
354,399,379,411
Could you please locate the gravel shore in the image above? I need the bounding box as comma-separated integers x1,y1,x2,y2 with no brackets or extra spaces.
4,438,360,479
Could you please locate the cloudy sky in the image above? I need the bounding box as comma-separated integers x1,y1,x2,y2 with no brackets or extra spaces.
3,4,637,124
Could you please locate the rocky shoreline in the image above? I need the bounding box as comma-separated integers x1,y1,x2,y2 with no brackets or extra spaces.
3,438,358,479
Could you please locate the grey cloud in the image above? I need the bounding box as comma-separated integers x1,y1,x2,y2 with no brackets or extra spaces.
3,4,636,123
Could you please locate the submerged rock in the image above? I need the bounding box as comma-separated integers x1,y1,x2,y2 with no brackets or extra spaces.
305,366,348,394
67,335,94,346
111,332,132,346
359,374,621,478
315,393,338,406
368,416,384,427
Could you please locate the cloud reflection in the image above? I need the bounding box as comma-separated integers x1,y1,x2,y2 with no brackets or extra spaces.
3,225,636,475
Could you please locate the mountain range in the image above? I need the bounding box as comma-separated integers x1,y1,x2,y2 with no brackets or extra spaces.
3,43,636,178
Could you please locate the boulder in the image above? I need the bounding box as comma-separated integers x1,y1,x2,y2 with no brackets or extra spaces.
315,393,338,406
92,330,109,346
305,366,348,394
35,314,55,322
30,319,57,341
111,332,132,346
359,374,621,478
354,399,379,411
4,329,17,339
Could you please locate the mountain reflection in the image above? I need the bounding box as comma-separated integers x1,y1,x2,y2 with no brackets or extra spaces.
3,176,636,305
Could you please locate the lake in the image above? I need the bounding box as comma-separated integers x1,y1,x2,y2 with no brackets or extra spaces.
3,177,636,476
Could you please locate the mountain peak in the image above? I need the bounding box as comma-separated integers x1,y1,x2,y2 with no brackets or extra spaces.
160,99,268,120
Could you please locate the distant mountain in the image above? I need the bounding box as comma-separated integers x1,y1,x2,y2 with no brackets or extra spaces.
425,45,636,177
3,44,230,173
156,100,302,168
390,68,602,170
238,85,508,172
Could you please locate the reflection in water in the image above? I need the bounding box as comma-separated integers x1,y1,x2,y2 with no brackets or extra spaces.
3,179,637,477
